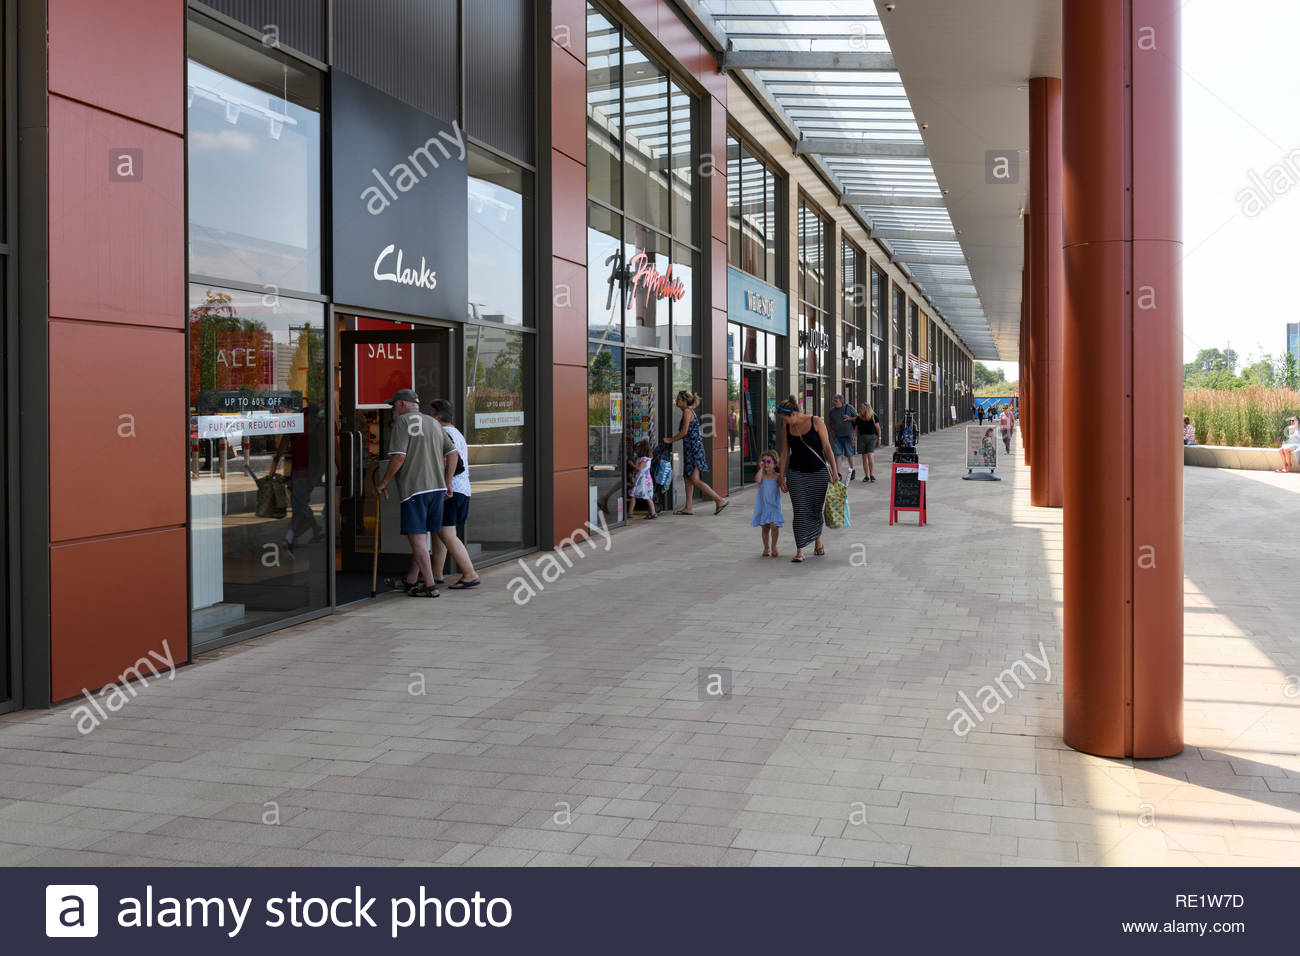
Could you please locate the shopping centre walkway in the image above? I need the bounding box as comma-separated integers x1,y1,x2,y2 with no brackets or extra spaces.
2,424,1298,867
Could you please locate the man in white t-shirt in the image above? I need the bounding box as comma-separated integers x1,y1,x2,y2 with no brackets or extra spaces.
430,399,479,588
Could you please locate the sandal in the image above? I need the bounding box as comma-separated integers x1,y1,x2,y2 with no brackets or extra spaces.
408,583,439,597
791,554,805,563
714,499,730,515
673,508,694,515
762,548,771,557
813,547,825,557
447,579,480,590
384,576,417,592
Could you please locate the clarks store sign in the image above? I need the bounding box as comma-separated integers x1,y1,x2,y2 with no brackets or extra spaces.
331,71,467,321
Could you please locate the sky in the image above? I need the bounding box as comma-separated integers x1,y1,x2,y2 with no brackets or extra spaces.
983,0,1298,382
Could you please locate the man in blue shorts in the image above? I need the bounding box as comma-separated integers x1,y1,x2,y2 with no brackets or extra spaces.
374,388,455,597
827,394,857,482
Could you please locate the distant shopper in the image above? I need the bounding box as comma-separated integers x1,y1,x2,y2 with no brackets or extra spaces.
752,448,784,557
977,405,986,425
664,392,729,515
777,395,838,563
1277,416,1300,473
855,402,882,483
828,394,857,481
429,399,480,589
629,439,658,518
1000,406,1015,453
1183,416,1196,446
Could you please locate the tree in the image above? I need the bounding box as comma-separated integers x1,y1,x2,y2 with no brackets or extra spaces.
973,361,1005,389
1239,356,1276,388
1184,347,1237,378
1283,351,1300,391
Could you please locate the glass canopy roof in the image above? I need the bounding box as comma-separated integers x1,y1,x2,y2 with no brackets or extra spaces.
692,0,994,356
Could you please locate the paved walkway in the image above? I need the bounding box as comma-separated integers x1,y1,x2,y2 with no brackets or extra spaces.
2,425,1298,866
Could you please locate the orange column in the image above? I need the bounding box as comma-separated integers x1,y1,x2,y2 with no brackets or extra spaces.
1028,78,1063,506
1062,0,1183,757
1020,213,1031,461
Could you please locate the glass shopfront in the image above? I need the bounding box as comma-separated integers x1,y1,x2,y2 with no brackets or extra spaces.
186,9,536,646
892,283,907,434
797,195,830,417
870,265,888,442
585,2,700,525
187,15,328,648
727,323,783,488
841,240,867,410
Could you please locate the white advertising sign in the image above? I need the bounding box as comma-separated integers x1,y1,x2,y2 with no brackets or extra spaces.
197,413,303,440
918,464,929,482
474,411,525,428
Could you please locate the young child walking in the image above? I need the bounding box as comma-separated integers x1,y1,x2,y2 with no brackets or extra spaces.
752,449,784,556
629,439,658,518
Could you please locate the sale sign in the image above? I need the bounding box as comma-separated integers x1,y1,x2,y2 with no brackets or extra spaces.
355,317,415,409
215,332,274,391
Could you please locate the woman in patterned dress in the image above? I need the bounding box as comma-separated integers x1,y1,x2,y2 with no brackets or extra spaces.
663,391,729,515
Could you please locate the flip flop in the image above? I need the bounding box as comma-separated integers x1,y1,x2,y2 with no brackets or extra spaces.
791,555,805,563
447,579,481,590
714,499,730,515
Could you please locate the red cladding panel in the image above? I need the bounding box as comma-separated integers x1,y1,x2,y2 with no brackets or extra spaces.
552,257,589,367
551,43,586,165
50,528,188,704
552,150,588,266
553,469,590,547
50,97,184,328
49,321,187,541
50,0,183,134
552,364,589,473
552,0,587,65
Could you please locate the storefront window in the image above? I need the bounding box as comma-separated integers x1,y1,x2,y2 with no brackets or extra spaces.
464,326,535,560
586,5,621,204
188,286,328,647
727,133,781,284
187,17,322,294
588,203,623,342
468,148,528,326
586,2,700,515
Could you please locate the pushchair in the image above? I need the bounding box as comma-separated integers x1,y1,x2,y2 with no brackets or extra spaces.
651,441,674,512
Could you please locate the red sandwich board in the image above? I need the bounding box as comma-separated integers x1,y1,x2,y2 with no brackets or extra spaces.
889,462,927,526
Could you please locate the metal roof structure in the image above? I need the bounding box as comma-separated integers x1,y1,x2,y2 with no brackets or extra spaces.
676,0,1045,360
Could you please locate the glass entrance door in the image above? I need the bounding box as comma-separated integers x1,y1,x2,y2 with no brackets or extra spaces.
741,367,765,485
625,354,671,518
336,320,452,605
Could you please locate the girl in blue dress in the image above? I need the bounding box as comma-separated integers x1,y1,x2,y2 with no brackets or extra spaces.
752,448,785,557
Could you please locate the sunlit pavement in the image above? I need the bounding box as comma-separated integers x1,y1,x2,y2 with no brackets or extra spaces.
2,425,1298,866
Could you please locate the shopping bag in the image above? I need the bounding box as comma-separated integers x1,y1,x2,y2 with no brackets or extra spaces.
823,480,849,528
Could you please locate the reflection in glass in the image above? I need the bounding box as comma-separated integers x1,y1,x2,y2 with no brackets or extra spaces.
671,243,695,354
187,19,322,293
740,150,766,278
468,148,528,325
727,136,741,269
464,326,535,560
586,6,621,203
588,203,623,341
188,285,327,647
670,81,694,244
622,40,670,231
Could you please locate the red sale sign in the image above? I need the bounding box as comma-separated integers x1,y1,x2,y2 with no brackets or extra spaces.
355,316,414,408
215,332,274,391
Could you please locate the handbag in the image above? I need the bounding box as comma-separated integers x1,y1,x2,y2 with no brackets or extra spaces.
824,480,850,528
255,473,288,518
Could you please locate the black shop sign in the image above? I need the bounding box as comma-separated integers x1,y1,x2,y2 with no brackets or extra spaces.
330,71,468,321
798,327,830,352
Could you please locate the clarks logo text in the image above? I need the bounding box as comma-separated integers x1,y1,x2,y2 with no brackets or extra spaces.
374,244,438,291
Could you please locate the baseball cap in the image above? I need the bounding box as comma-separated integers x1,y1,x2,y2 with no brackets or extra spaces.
388,388,420,406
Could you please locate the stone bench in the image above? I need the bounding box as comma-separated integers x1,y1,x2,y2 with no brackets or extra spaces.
1184,444,1292,471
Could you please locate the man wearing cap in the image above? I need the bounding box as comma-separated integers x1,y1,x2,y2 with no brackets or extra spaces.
374,388,457,597
827,394,857,482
